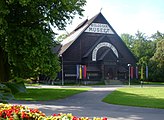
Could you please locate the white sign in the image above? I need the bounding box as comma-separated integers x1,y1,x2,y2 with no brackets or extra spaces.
92,42,118,61
85,23,114,34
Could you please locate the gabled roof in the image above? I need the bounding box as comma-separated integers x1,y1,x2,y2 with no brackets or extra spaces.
58,12,137,63
59,13,100,55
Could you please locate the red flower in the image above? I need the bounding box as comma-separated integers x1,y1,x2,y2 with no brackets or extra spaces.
21,111,29,119
9,117,14,120
72,116,78,120
103,117,108,120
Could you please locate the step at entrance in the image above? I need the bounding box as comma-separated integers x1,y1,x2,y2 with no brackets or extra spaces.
105,79,123,85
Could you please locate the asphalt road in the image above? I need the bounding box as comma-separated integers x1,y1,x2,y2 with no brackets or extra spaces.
9,85,164,120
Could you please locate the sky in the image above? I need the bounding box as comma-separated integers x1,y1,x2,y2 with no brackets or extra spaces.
57,0,164,36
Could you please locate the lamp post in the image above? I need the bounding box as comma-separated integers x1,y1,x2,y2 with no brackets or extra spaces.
60,55,64,86
128,64,131,86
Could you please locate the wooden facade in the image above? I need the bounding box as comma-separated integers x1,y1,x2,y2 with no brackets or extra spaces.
58,12,136,83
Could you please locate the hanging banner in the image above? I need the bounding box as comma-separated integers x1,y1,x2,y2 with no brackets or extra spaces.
83,65,87,79
81,65,84,79
79,65,82,79
146,66,148,79
76,65,80,79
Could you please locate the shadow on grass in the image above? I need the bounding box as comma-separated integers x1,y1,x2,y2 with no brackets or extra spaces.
103,89,164,109
14,88,89,101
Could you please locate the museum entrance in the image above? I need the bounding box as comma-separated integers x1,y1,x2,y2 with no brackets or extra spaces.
102,62,118,80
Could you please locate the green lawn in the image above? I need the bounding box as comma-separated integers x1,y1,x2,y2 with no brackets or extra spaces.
144,81,164,85
103,87,164,109
14,88,90,101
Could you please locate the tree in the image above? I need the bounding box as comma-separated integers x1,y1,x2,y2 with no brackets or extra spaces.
150,40,164,81
0,0,86,82
56,33,68,43
121,31,157,81
121,33,134,50
121,31,156,64
151,40,164,67
151,31,164,41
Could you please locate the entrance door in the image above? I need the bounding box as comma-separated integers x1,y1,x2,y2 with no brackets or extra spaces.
104,65,118,80
104,65,113,80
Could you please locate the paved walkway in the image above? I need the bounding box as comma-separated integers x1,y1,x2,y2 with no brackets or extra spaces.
9,85,164,120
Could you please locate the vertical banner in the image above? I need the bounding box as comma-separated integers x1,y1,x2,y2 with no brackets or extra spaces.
77,65,87,79
79,65,82,79
76,65,79,79
83,65,87,79
136,66,138,79
81,65,84,79
130,66,134,79
146,66,148,79
141,66,144,80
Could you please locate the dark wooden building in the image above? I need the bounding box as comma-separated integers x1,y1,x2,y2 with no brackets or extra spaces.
58,12,136,84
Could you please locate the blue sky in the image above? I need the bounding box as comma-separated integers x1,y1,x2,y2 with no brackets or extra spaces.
58,0,164,36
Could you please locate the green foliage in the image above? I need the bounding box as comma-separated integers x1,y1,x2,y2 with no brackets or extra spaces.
0,80,26,103
132,31,154,62
120,33,134,51
4,82,26,95
121,31,156,64
57,33,68,43
0,83,14,103
151,31,164,41
151,40,164,68
0,0,86,81
150,40,164,81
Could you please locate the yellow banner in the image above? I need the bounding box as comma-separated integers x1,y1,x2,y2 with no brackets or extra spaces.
79,65,82,79
141,66,143,79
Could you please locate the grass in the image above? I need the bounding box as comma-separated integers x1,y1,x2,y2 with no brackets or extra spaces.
123,80,164,85
103,87,164,109
144,81,164,85
14,88,90,101
25,83,40,86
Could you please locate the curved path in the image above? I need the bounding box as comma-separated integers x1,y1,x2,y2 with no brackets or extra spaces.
9,86,164,120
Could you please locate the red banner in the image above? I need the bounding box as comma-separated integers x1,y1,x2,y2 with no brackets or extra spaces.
83,65,87,79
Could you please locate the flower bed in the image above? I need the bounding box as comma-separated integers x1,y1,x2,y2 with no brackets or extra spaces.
0,103,107,120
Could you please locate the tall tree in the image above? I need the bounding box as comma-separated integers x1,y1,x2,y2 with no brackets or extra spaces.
151,39,164,81
121,31,155,64
151,31,164,41
120,33,134,51
121,31,157,81
0,0,86,82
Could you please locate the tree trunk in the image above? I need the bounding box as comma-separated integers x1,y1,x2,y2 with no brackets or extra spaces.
0,46,10,82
